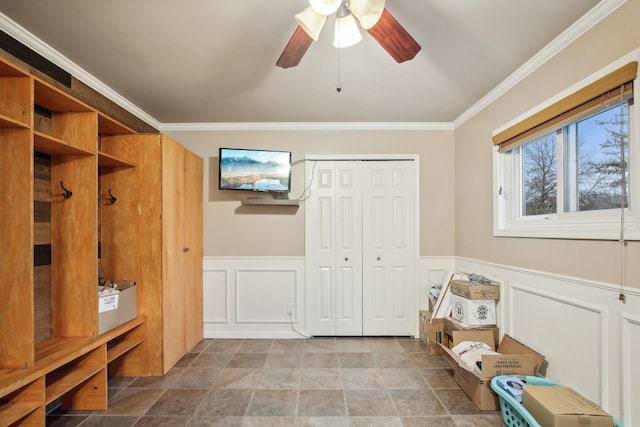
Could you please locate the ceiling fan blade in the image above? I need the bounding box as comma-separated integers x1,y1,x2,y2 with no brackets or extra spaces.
367,8,421,63
276,26,314,68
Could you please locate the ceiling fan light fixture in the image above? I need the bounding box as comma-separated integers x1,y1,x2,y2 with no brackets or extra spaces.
295,6,327,41
349,0,385,30
309,0,342,16
333,13,362,48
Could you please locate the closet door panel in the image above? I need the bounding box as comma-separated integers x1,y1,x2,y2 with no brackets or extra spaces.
335,162,362,336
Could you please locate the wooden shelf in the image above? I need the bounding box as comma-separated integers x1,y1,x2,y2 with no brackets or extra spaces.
33,80,92,113
0,377,43,426
34,131,94,156
98,150,135,168
0,113,29,129
45,365,103,404
241,197,300,206
107,337,144,363
0,400,42,426
98,113,135,135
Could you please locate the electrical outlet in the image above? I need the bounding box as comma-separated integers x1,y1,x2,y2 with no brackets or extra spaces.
287,303,295,315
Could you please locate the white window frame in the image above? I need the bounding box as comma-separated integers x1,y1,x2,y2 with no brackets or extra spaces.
493,49,640,240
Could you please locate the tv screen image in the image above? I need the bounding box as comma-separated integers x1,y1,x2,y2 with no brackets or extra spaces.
219,148,291,192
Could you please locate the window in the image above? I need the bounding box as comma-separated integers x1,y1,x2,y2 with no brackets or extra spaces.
493,58,638,239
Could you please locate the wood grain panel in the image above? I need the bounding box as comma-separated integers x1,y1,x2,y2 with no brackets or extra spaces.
0,128,34,369
184,149,204,351
161,136,186,373
0,76,32,127
50,112,98,338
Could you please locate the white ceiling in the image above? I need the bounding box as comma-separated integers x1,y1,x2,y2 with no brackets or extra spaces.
0,0,604,126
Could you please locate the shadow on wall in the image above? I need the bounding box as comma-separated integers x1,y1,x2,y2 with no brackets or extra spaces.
209,157,299,216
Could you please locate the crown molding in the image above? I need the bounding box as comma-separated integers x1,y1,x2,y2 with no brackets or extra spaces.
452,0,628,128
159,121,455,132
0,11,162,130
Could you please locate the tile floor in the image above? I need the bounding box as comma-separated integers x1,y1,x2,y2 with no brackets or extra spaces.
47,337,505,426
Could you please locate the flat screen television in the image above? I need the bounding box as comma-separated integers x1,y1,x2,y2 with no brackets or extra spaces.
219,147,292,192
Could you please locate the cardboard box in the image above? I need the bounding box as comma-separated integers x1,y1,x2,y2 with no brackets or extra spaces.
450,280,500,300
523,385,613,427
450,294,497,326
98,281,137,335
419,310,446,355
444,317,500,349
441,330,545,410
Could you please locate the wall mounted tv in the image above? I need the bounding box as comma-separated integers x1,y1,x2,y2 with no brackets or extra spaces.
219,148,292,192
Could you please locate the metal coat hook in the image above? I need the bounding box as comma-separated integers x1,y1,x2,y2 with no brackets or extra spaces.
108,189,117,205
60,181,73,199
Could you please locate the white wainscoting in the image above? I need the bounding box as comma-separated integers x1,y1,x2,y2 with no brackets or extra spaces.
203,257,307,338
203,255,638,424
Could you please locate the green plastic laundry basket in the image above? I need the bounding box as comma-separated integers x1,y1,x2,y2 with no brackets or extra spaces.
490,376,623,427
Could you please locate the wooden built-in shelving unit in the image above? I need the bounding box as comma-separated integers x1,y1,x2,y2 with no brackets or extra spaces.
0,52,205,425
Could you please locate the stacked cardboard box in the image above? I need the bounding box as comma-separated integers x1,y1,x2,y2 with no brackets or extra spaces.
419,310,445,355
441,329,545,410
449,280,500,326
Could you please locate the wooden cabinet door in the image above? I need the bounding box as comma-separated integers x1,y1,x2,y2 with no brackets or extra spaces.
184,149,203,351
161,136,187,373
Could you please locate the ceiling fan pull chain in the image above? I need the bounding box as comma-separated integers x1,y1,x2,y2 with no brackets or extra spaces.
337,33,342,92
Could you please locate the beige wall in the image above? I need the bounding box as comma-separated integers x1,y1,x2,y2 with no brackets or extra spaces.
454,0,640,287
168,129,455,257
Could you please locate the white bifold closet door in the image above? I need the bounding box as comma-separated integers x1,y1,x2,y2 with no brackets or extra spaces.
306,159,416,336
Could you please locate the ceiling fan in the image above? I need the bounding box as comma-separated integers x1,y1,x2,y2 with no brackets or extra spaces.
276,0,421,68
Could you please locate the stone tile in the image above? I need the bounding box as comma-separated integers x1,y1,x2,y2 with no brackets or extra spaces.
297,390,347,417
335,339,371,353
238,339,274,353
205,339,245,353
188,415,244,427
379,368,429,389
194,389,254,417
389,389,448,416
434,389,486,415
401,416,457,426
338,353,376,368
348,416,404,426
396,339,429,353
127,369,182,389
103,388,165,416
451,414,505,426
174,352,199,367
81,415,140,426
294,417,350,427
171,367,222,389
421,368,457,389
408,352,452,368
246,389,298,416
305,338,337,353
243,417,296,427
344,389,397,416
303,352,339,368
213,368,261,389
227,352,268,368
191,352,234,368
300,368,342,390
372,352,414,368
45,414,91,427
365,339,404,352
257,368,301,389
340,369,385,389
272,339,306,353
108,376,136,388
133,415,190,426
190,339,213,353
265,352,303,368
145,388,207,416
